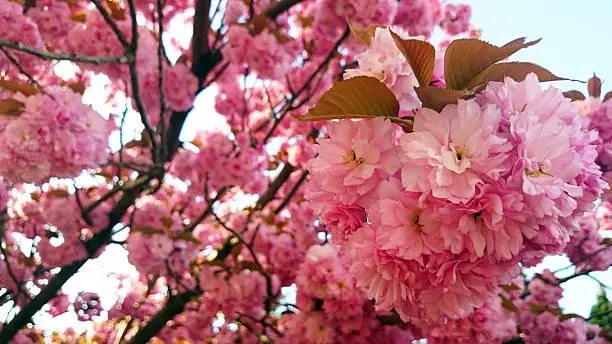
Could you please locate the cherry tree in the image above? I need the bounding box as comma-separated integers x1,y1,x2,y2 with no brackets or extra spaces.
0,0,610,343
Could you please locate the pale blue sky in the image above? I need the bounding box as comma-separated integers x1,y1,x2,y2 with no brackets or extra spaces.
455,0,612,92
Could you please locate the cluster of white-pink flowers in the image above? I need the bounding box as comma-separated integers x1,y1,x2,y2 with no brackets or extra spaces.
0,0,45,76
306,34,607,324
283,244,416,344
0,87,113,184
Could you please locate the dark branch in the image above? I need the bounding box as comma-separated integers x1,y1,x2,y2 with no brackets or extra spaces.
191,0,213,84
263,0,304,19
184,186,230,233
0,47,46,92
127,290,200,344
90,0,131,48
256,163,296,210
0,40,127,64
274,170,308,214
262,26,349,142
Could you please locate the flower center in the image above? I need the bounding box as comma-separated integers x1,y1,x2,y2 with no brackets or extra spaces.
342,149,364,166
454,145,470,161
525,163,552,178
408,210,422,231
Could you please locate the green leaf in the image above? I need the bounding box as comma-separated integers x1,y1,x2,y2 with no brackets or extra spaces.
0,99,25,116
529,302,562,315
132,226,163,235
563,90,586,101
348,22,383,46
466,62,566,90
500,283,522,292
588,74,602,98
500,294,520,314
294,76,399,122
173,232,201,244
390,29,435,87
444,37,540,90
414,86,465,112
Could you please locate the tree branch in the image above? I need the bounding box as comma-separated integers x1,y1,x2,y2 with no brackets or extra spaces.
191,0,213,84
90,0,130,48
263,0,304,19
164,0,304,161
274,170,308,214
0,40,128,64
262,26,349,142
127,290,200,344
256,163,295,210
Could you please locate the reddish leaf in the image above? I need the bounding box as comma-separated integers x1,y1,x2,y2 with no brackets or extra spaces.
390,29,435,87
47,189,70,198
174,232,202,245
271,29,292,44
414,86,464,112
563,90,586,101
500,283,522,292
500,295,520,314
250,15,270,35
294,76,399,122
604,91,612,102
0,98,25,116
239,261,263,272
529,302,562,315
0,79,38,96
588,74,602,98
296,14,314,27
104,0,126,20
70,10,87,23
444,37,540,90
132,226,163,235
466,62,566,90
348,22,383,46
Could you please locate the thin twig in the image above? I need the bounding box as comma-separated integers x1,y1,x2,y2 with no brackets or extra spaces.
256,163,295,210
587,309,612,321
0,47,46,92
0,40,127,64
274,170,308,214
184,186,230,232
262,26,349,142
156,0,169,162
125,0,158,162
90,0,130,48
263,0,304,19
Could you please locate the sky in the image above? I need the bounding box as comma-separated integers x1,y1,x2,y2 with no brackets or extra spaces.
2,0,612,335
456,0,612,93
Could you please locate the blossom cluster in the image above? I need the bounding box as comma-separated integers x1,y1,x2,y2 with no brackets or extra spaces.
513,271,609,343
282,244,416,344
0,87,113,184
170,130,267,195
306,71,606,323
